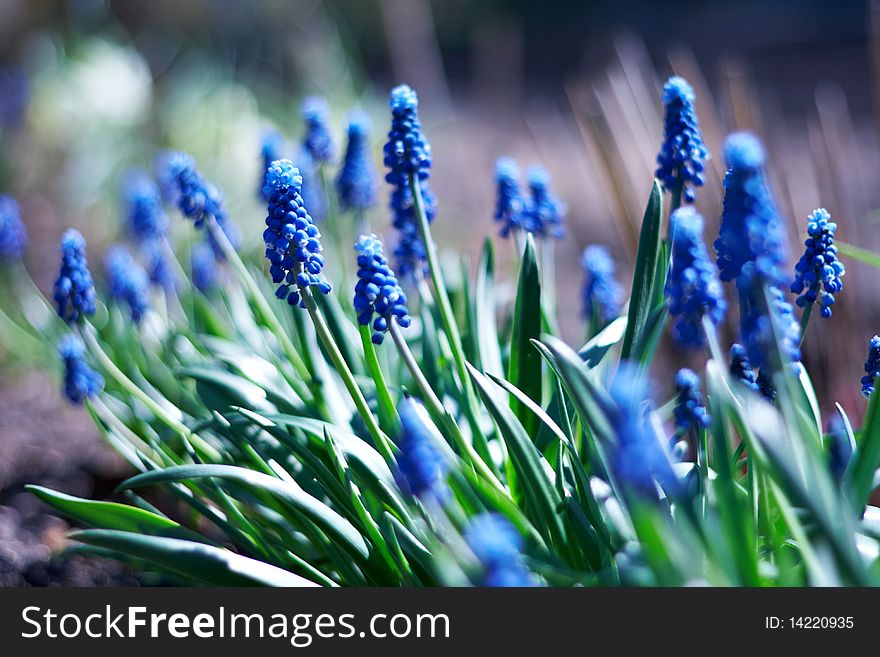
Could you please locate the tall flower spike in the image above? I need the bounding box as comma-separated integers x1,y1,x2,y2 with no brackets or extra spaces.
262,159,331,307
581,245,622,325
353,234,412,344
522,166,565,239
259,130,283,202
673,368,710,434
144,240,174,292
493,157,525,238
301,96,334,164
122,171,168,243
665,207,726,348
791,208,844,318
53,229,97,324
655,76,709,204
383,84,435,276
464,513,537,587
336,111,376,212
58,334,103,405
190,240,218,293
737,266,801,371
394,396,448,500
104,245,150,325
862,335,880,398
729,343,759,392
0,195,26,260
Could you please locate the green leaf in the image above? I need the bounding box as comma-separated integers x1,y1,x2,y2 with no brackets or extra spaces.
578,316,627,368
837,241,880,268
69,529,320,587
179,366,274,415
27,485,210,543
845,374,880,511
475,238,504,379
620,181,663,361
508,234,543,437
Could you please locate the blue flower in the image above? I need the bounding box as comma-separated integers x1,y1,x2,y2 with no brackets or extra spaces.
608,362,680,500
493,158,525,238
791,208,844,318
58,334,103,405
297,151,326,222
104,245,150,325
0,195,26,260
190,240,218,293
861,335,880,398
581,245,622,324
394,396,447,500
353,234,412,344
522,166,565,239
336,111,376,212
728,343,759,392
715,133,787,287
383,84,435,276
666,207,726,348
143,240,175,292
655,76,708,204
756,370,776,403
262,159,331,306
301,96,334,164
53,229,97,324
736,264,801,372
122,171,168,243
259,130,283,202
673,368,710,434
826,415,855,481
464,513,537,587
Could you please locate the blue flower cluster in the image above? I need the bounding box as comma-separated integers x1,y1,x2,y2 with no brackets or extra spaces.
191,240,218,293
353,234,412,344
673,368,710,434
259,130,283,202
395,396,448,500
105,245,151,324
736,270,801,371
58,334,103,405
262,159,331,307
53,229,97,324
336,112,376,212
728,343,759,392
666,207,726,348
0,195,26,260
493,158,525,238
791,208,844,318
581,245,622,325
144,241,174,292
383,84,436,276
122,171,168,243
521,166,565,239
301,96,334,164
862,335,880,398
464,513,537,587
655,76,708,204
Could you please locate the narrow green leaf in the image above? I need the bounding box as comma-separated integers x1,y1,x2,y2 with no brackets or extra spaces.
837,241,880,268
578,316,627,368
845,375,880,511
508,234,543,437
475,238,504,379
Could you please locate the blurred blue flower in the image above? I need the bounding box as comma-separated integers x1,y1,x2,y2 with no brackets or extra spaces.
383,84,435,276
105,245,150,325
122,171,168,243
0,195,27,261
666,207,726,348
53,229,97,324
862,335,880,398
728,343,759,392
262,159,331,307
826,415,855,481
353,234,412,344
673,368,710,434
143,241,175,292
190,240,218,293
493,158,525,238
756,369,777,403
297,151,326,222
464,513,537,587
301,96,334,164
655,76,708,204
581,245,622,325
259,130,284,202
736,265,800,372
791,208,844,318
522,166,565,239
58,334,103,405
395,396,447,500
336,111,376,212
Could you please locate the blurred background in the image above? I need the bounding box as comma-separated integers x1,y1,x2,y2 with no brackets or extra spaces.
0,0,877,583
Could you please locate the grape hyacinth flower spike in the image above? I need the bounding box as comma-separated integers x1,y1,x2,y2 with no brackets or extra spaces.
791,208,844,318
122,171,168,243
673,368,710,434
394,396,448,501
493,157,525,238
301,96,334,165
0,195,27,260
665,207,726,348
59,334,103,405
522,166,565,239
259,130,283,202
336,111,376,213
655,76,709,205
581,245,622,326
862,335,880,398
464,513,537,587
729,343,759,392
53,229,97,324
262,159,331,307
104,245,151,325
190,240,219,293
353,234,411,344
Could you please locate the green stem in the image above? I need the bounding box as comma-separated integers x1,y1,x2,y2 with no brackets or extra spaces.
301,288,395,462
798,301,813,348
359,323,400,434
